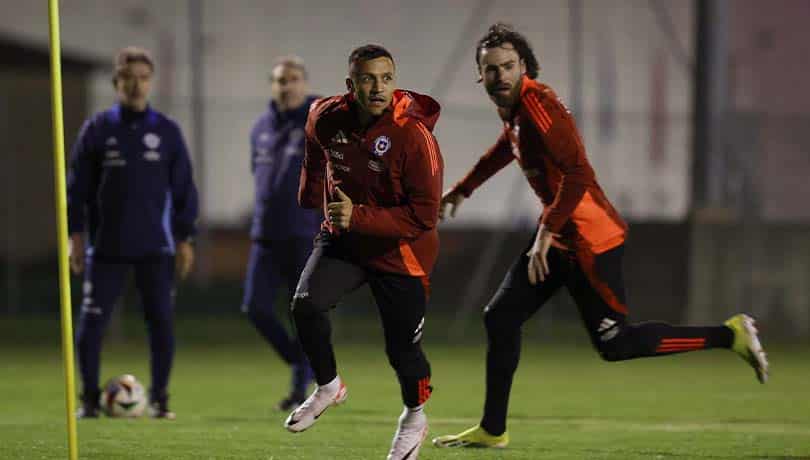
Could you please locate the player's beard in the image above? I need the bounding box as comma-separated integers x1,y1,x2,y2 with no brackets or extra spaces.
487,83,519,109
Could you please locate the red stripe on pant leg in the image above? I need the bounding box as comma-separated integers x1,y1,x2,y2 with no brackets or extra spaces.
656,346,705,353
658,338,707,345
657,343,706,349
656,342,706,353
417,377,432,405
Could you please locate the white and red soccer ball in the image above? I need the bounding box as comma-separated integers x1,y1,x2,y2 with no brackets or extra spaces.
100,374,147,418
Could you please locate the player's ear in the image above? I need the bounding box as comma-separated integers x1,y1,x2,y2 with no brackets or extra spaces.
519,58,527,76
345,77,354,93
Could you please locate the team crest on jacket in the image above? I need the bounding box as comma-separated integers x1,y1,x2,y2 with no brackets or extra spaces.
373,135,391,156
143,133,161,149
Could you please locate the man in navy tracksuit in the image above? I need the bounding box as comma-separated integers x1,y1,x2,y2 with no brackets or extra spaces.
67,47,198,419
242,56,320,411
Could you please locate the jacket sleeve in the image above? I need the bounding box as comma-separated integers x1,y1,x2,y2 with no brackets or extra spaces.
298,108,326,209
523,90,592,233
523,92,593,233
449,131,514,198
170,125,199,240
66,119,98,234
350,123,443,239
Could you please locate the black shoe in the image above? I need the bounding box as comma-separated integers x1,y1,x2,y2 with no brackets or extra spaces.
149,396,176,420
276,392,307,412
77,391,100,419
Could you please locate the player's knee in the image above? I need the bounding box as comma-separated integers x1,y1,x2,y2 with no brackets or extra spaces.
77,304,107,334
597,347,624,362
483,306,510,333
290,294,322,319
245,304,272,325
145,309,173,333
483,307,521,344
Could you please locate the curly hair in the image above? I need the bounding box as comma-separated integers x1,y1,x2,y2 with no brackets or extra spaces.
475,23,540,79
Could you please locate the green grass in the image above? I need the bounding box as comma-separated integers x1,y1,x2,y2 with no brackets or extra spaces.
1,316,809,459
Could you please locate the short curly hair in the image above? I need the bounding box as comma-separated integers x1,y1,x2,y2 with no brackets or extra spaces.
475,23,540,79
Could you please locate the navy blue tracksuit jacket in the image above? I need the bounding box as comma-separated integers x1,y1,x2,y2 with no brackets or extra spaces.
67,103,198,258
249,97,321,241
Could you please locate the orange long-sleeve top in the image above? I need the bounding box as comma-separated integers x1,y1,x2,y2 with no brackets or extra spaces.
450,76,627,254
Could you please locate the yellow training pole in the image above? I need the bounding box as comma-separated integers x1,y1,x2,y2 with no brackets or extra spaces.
47,1,79,459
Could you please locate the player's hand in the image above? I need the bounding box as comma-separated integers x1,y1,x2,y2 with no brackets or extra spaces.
526,225,558,285
68,233,85,275
175,240,195,280
327,187,353,230
439,190,465,220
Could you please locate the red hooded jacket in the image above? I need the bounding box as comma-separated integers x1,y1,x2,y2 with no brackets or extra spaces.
450,76,627,254
299,90,443,277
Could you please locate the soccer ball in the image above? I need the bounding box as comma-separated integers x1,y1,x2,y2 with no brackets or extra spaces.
100,374,147,418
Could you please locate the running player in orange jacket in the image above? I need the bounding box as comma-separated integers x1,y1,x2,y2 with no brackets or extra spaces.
432,23,768,449
285,44,442,460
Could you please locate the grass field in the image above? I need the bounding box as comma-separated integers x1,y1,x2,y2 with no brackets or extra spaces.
1,315,809,460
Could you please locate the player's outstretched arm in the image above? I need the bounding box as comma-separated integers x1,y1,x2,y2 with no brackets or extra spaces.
443,131,514,211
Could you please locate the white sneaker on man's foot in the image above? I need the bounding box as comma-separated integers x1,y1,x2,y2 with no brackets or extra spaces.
386,406,428,460
283,376,347,433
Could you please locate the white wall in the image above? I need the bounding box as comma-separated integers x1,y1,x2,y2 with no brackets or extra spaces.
2,0,696,226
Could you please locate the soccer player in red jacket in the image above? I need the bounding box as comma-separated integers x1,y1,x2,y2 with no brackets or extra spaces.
432,24,768,449
283,44,443,460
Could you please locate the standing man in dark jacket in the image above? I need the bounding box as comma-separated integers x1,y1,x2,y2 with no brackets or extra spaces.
243,56,319,410
67,47,198,419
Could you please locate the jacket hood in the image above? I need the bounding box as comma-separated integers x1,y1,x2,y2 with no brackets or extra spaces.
390,90,441,131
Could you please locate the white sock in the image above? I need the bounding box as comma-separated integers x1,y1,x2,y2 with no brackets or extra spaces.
320,375,341,393
400,405,425,425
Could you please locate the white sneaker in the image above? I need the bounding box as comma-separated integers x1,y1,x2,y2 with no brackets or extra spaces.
283,376,347,433
386,406,428,460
